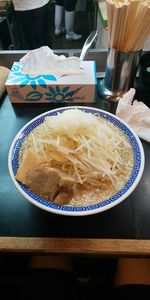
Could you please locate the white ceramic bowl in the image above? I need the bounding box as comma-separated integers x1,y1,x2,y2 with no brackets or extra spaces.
8,106,145,216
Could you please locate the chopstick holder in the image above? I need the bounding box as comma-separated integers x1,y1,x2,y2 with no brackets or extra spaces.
116,88,150,143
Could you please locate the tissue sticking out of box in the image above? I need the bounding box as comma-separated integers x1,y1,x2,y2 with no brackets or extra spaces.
20,46,82,77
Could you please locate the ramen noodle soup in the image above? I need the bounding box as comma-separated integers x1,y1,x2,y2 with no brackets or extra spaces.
15,109,134,206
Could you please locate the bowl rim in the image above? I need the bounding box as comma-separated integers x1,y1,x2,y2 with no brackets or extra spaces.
8,106,145,216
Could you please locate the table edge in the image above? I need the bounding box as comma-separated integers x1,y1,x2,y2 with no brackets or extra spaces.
0,237,150,257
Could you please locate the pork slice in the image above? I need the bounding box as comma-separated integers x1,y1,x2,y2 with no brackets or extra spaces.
15,150,41,187
15,150,75,203
29,164,61,201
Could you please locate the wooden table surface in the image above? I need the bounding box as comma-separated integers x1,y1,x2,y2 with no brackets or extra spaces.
0,237,150,257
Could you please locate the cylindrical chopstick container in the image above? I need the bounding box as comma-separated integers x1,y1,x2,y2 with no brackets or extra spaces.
98,48,141,102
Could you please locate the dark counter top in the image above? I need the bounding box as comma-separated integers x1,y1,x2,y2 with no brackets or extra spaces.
0,49,150,255
0,94,150,242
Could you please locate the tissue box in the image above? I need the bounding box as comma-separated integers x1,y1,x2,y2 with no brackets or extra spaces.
5,61,97,103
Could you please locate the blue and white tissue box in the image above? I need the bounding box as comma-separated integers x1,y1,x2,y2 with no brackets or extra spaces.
5,61,97,103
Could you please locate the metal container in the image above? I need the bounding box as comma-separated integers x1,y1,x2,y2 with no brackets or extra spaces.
98,48,141,102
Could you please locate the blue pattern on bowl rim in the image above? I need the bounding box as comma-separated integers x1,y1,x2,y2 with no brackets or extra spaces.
8,106,145,216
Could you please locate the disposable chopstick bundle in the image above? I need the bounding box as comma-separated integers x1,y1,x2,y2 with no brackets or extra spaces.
106,0,150,51
128,1,150,50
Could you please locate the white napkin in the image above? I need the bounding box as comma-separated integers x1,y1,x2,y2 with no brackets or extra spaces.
20,46,82,76
116,88,150,143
